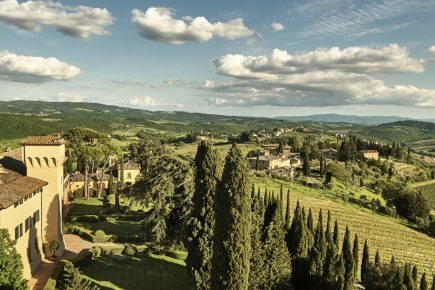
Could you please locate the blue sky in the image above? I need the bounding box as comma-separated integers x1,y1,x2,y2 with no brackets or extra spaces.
0,0,435,118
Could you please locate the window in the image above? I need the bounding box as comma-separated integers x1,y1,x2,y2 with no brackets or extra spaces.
15,226,19,240
127,172,132,179
19,223,23,237
33,210,40,224
25,217,31,232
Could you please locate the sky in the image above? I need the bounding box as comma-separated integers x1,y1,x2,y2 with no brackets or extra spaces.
0,0,435,118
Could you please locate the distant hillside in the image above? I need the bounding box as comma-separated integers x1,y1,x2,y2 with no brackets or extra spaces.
354,120,435,142
276,114,412,124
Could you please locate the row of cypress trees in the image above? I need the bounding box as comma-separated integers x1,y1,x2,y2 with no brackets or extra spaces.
186,141,434,290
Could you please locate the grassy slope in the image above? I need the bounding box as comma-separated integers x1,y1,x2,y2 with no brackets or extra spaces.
254,176,435,276
80,254,193,290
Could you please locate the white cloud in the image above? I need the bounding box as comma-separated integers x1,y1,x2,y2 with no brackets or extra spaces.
429,46,435,58
204,45,435,108
129,96,158,107
271,22,285,31
0,50,80,83
56,92,86,102
0,0,113,38
131,7,253,44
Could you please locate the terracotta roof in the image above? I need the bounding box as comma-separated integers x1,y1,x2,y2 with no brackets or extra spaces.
117,160,140,170
21,134,65,145
0,168,22,184
0,176,47,209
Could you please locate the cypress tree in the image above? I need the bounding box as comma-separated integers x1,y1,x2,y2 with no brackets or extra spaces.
431,275,435,290
420,273,428,290
390,255,396,266
307,208,314,233
325,210,331,242
187,141,222,290
264,188,268,206
320,154,324,176
308,209,326,277
288,205,311,258
352,234,359,278
335,253,346,290
285,190,291,230
212,144,251,290
303,156,311,177
403,263,414,290
342,226,355,290
262,201,292,289
249,185,266,289
323,238,339,288
393,266,404,290
413,265,418,287
108,173,114,195
361,240,370,284
279,184,284,217
66,149,73,172
333,220,340,248
374,250,381,267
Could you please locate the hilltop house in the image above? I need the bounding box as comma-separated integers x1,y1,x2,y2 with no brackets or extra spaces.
359,150,379,160
115,160,140,186
0,134,66,279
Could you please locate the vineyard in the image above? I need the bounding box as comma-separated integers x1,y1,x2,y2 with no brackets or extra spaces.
254,177,435,277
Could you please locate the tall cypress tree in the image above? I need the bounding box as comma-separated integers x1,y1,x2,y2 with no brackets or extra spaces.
412,266,418,287
285,190,291,230
262,201,292,289
308,209,326,277
307,208,314,233
403,263,414,290
430,275,435,290
187,141,222,290
319,154,324,176
303,156,311,177
352,234,359,278
342,226,355,290
374,250,381,267
325,210,331,242
249,185,266,289
335,253,346,290
333,220,340,248
361,240,370,284
288,205,311,258
420,273,428,290
212,144,251,290
393,266,404,290
323,238,339,288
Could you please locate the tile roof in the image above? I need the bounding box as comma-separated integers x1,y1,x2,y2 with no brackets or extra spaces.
21,134,65,145
117,160,140,170
0,176,47,209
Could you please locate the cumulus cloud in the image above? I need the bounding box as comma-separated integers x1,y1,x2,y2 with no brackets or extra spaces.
56,92,86,102
429,46,435,58
131,7,253,44
0,50,80,83
0,0,113,38
271,22,285,31
129,96,158,107
204,44,435,108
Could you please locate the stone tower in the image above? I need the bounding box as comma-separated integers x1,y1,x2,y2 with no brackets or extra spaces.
21,133,66,256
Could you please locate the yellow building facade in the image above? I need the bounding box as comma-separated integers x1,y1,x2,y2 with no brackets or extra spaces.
0,134,66,279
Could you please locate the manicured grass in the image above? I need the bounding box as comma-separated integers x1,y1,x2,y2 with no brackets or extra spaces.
254,176,435,277
80,254,193,290
69,198,105,215
74,221,141,236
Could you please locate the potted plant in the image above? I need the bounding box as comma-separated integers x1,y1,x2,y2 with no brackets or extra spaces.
49,240,59,260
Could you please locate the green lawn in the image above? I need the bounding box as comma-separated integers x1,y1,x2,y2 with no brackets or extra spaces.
73,221,141,236
69,198,105,215
80,254,193,290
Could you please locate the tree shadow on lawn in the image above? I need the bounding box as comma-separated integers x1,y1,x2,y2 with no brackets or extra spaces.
80,254,193,290
69,199,105,215
76,221,141,236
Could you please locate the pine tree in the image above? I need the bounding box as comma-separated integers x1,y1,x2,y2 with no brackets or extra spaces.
212,144,251,290
342,226,355,290
285,190,291,230
420,273,428,290
187,141,222,290
333,220,340,248
374,250,381,267
249,185,266,289
262,201,292,289
352,234,359,278
361,240,370,284
308,209,327,277
61,262,99,290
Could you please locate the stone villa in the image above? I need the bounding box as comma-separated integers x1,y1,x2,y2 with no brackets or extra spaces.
0,134,66,279
359,150,379,160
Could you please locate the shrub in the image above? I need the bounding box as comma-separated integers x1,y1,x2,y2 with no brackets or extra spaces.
100,246,125,256
91,246,102,257
75,215,100,223
94,230,105,237
166,250,187,260
123,245,138,256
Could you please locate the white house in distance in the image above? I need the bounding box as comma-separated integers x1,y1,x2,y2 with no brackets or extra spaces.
0,134,66,279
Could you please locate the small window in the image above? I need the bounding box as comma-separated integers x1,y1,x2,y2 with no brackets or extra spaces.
15,226,19,240
127,173,132,179
33,210,40,224
25,217,31,232
19,223,23,237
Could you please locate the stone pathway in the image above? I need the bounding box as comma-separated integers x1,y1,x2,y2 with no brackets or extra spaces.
28,234,120,290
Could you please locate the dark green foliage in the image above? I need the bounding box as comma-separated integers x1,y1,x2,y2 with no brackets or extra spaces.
319,154,325,176
285,190,291,230
303,157,311,177
212,144,251,290
421,273,428,290
262,201,292,289
361,240,370,283
249,187,266,289
108,174,114,195
364,260,398,290
323,238,339,288
352,234,359,278
412,265,418,287
325,210,331,242
60,262,99,290
187,141,222,290
431,275,434,290
374,250,381,267
307,208,314,233
0,229,27,289
288,204,311,259
333,220,340,248
342,226,355,290
308,209,327,277
403,263,414,290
